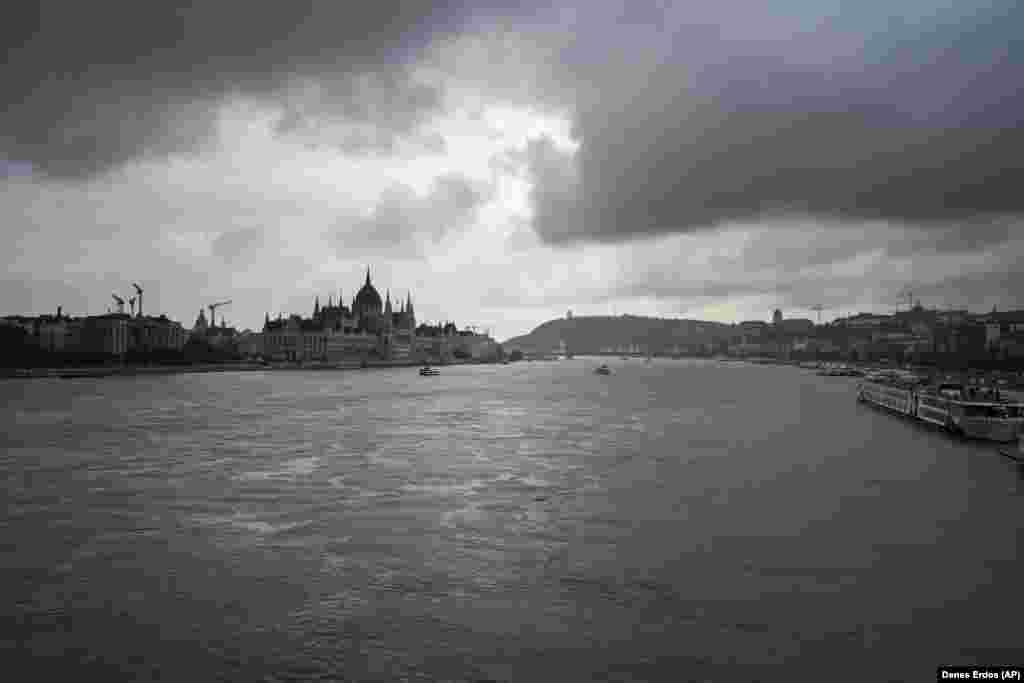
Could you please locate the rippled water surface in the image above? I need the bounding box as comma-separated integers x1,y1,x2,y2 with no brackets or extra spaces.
2,360,1021,681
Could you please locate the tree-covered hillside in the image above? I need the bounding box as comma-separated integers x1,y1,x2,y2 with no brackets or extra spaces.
502,315,733,355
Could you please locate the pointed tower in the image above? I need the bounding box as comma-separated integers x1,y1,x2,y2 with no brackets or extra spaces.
365,266,371,287
328,294,333,308
264,312,270,330
406,292,415,331
385,290,392,315
195,308,208,333
314,296,320,318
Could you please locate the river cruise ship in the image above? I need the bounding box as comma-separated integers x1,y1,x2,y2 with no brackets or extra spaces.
857,376,1024,442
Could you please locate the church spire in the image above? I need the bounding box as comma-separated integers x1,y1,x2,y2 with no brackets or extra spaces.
385,289,392,314
365,266,371,287
328,294,333,308
314,296,320,317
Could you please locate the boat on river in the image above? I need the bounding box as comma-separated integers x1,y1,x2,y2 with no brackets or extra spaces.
594,364,612,375
857,376,1024,442
419,365,440,376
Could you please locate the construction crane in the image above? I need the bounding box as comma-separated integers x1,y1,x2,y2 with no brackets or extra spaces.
111,294,125,314
128,296,136,316
132,283,144,317
208,300,232,328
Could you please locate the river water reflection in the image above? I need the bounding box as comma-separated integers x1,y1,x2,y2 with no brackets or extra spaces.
1,359,1020,680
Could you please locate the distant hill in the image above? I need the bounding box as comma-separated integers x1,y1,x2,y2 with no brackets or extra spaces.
502,315,734,355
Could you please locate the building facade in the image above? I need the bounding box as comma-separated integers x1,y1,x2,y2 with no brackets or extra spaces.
262,269,420,363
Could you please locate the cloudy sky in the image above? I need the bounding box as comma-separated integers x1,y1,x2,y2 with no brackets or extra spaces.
3,1,1022,340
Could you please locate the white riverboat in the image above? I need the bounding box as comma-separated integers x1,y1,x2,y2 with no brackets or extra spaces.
857,374,922,416
419,365,441,376
858,377,1024,442
915,383,1024,442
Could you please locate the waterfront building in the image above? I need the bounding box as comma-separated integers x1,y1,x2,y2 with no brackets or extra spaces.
128,315,187,353
2,309,185,360
235,331,264,358
980,310,1024,358
77,314,130,356
262,268,420,363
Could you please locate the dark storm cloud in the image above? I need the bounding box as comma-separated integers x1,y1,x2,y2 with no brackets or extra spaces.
0,1,504,178
527,0,1024,244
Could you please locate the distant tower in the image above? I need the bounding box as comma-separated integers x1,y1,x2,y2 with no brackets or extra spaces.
772,309,783,325
406,292,416,331
383,290,393,332
194,308,209,333
567,309,573,320
314,296,320,318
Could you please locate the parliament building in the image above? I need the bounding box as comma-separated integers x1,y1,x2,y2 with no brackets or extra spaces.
261,269,419,363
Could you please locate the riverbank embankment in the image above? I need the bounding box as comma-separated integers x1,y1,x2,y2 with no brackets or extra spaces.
1,358,505,380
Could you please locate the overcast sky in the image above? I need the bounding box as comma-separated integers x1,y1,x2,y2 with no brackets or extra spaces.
3,1,1022,340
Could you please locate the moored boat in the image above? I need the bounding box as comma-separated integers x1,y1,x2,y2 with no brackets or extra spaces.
419,365,440,376
594,364,612,375
914,383,1023,442
858,377,1024,442
856,374,921,416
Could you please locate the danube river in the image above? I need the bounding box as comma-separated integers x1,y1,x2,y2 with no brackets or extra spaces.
2,359,1021,681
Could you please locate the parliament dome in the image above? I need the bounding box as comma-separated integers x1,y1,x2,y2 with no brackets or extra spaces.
354,268,383,314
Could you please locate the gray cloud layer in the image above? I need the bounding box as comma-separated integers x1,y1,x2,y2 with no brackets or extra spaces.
526,1,1024,243
331,173,491,255
0,1,486,177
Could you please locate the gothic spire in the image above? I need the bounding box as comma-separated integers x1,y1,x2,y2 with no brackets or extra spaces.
365,266,371,287
314,296,320,317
